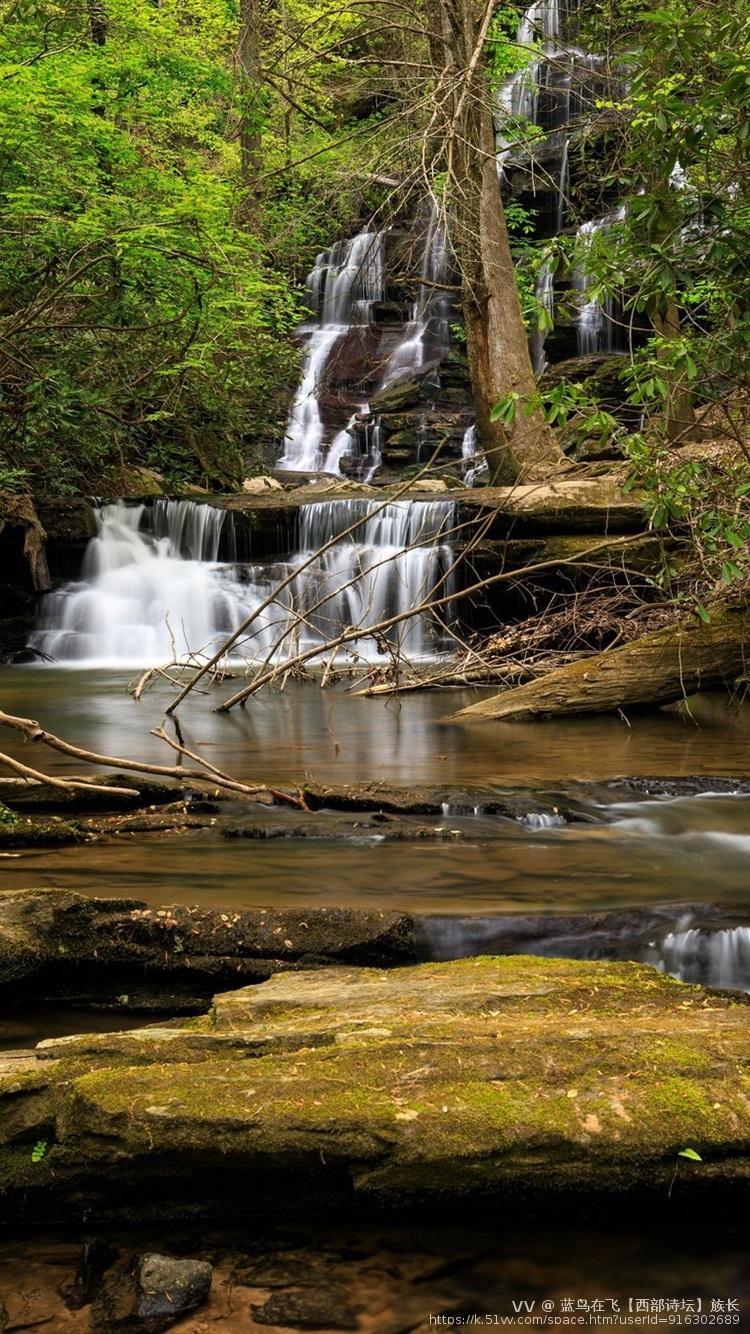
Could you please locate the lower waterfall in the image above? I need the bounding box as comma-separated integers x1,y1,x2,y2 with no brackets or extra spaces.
29,498,457,668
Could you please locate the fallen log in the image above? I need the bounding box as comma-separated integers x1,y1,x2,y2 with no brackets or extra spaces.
448,601,750,722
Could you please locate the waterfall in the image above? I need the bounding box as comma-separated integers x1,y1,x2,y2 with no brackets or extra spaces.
278,230,385,475
556,136,569,230
277,202,455,479
572,208,627,355
495,0,629,371
29,498,457,667
461,424,487,486
380,201,451,389
531,253,556,374
647,927,750,994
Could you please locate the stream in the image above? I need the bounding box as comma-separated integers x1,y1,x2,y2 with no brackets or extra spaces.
3,669,750,917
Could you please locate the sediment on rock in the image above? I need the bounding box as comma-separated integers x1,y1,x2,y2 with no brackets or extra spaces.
0,890,419,1000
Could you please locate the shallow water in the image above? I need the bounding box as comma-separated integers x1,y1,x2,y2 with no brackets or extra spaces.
5,669,750,786
3,671,750,915
1,1216,747,1330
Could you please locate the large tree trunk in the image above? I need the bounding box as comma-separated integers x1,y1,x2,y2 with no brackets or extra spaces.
449,602,750,721
434,0,564,484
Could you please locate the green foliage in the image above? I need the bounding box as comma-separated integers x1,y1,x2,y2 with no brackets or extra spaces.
0,804,21,831
678,1147,703,1161
625,435,750,590
30,1139,48,1162
493,379,620,450
0,0,309,494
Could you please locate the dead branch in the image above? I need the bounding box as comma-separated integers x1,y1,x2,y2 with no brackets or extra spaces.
215,532,650,710
0,710,304,808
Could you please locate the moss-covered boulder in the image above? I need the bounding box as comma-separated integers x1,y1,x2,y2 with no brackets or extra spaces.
2,957,750,1220
0,802,81,850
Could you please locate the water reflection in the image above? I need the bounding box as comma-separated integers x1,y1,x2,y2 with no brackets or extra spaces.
3,670,750,786
2,671,750,915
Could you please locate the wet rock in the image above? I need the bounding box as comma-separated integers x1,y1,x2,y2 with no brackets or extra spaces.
137,1254,212,1325
0,803,81,850
93,1254,212,1332
0,774,199,814
367,367,441,413
34,499,97,581
417,902,750,966
60,1236,117,1310
252,1286,358,1329
300,780,599,824
0,889,419,994
606,775,750,799
236,1256,316,1287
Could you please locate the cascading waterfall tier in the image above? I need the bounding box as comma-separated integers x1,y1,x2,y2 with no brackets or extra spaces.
278,231,385,476
648,927,750,994
496,0,629,372
572,208,628,355
380,202,451,390
277,202,454,479
29,498,457,668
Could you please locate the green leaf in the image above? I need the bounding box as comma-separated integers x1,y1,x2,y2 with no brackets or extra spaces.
678,1148,703,1162
31,1140,48,1163
695,604,711,624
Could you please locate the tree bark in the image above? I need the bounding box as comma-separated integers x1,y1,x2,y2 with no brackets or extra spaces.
449,602,750,721
237,0,264,217
652,302,696,441
433,0,564,484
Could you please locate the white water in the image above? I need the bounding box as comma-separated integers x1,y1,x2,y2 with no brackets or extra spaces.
380,202,451,390
461,424,487,486
278,230,384,475
648,926,750,993
30,498,457,667
277,203,454,479
530,253,556,374
573,208,627,355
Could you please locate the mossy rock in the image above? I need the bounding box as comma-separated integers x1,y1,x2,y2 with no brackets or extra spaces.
3,957,750,1217
0,802,80,849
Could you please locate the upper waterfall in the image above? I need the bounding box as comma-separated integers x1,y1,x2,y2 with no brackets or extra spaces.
277,203,455,479
278,230,385,476
29,498,458,668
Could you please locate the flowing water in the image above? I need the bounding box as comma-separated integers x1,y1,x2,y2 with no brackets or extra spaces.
4,668,750,934
277,230,385,474
276,202,452,479
29,498,458,667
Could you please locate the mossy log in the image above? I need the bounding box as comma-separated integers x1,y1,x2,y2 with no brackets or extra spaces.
450,601,750,722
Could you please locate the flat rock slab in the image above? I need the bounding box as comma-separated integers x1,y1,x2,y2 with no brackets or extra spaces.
3,957,750,1218
0,889,417,991
458,478,646,533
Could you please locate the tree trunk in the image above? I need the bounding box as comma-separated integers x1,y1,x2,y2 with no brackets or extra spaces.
87,0,107,46
237,0,263,217
652,302,696,442
434,0,564,484
448,602,750,721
